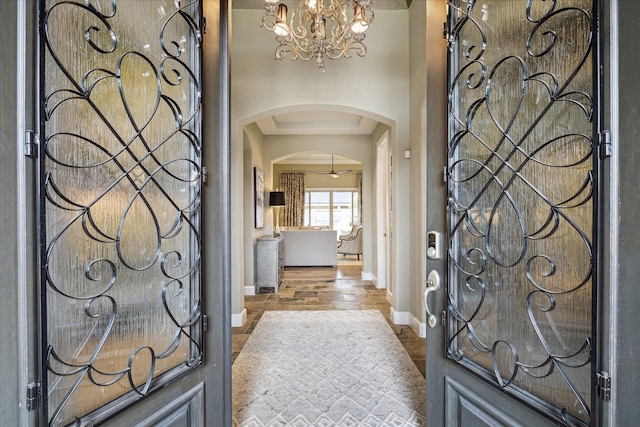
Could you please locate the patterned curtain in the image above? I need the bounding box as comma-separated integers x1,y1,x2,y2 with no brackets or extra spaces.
357,173,362,225
279,173,305,227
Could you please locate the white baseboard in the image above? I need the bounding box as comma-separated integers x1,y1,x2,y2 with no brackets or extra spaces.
231,308,247,328
244,285,255,296
362,271,386,289
390,307,411,325
411,314,427,338
386,289,393,306
361,271,376,286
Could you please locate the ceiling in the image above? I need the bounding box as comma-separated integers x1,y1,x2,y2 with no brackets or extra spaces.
276,153,360,165
255,111,379,136
255,111,376,165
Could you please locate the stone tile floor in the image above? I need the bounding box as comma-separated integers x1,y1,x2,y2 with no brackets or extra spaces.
231,259,426,377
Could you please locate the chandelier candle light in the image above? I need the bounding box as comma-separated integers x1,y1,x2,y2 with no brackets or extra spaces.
262,0,374,71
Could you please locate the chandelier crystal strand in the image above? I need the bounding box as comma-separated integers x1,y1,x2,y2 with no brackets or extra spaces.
262,0,374,71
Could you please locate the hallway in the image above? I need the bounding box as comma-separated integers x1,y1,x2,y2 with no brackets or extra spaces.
231,256,426,377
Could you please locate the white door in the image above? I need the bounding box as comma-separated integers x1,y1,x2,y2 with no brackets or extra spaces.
426,1,601,425
33,1,231,425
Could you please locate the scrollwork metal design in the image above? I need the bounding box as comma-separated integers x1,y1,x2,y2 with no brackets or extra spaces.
40,1,203,425
447,0,595,425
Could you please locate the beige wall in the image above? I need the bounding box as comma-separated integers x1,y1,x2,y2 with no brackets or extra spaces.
407,0,449,337
409,1,428,334
241,124,267,305
231,8,412,325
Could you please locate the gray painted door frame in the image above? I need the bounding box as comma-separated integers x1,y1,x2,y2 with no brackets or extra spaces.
599,0,640,425
426,0,620,427
422,3,549,421
107,2,232,424
0,1,231,425
1,1,39,426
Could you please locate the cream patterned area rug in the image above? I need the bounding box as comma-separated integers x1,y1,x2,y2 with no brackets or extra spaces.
232,310,426,426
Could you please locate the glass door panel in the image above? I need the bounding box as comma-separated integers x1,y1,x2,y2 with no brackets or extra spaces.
447,0,595,424
40,1,203,424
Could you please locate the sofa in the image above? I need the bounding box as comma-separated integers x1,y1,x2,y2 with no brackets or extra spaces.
280,226,329,231
281,230,337,267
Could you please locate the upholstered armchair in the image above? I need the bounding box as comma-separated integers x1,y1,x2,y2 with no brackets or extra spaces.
337,225,363,260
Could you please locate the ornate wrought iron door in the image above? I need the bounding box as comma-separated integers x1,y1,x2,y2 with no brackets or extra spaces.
39,1,204,424
447,0,596,424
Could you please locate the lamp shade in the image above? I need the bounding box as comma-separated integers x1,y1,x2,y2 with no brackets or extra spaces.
269,191,286,206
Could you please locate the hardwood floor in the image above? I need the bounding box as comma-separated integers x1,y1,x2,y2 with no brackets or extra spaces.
231,256,426,377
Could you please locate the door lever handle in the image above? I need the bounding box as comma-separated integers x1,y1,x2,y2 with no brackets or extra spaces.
423,270,440,328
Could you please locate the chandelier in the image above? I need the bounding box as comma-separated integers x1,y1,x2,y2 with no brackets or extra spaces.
261,0,374,71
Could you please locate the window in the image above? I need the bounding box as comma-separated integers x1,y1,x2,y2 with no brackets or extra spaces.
304,190,359,235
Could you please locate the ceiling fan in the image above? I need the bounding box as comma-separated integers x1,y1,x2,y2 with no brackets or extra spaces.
316,154,352,178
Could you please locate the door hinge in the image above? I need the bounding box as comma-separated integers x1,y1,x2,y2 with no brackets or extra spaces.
202,313,208,332
596,371,611,401
443,166,448,183
26,382,40,411
443,21,449,40
201,166,208,184
25,130,39,158
599,130,612,159
441,310,447,327
202,16,207,35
